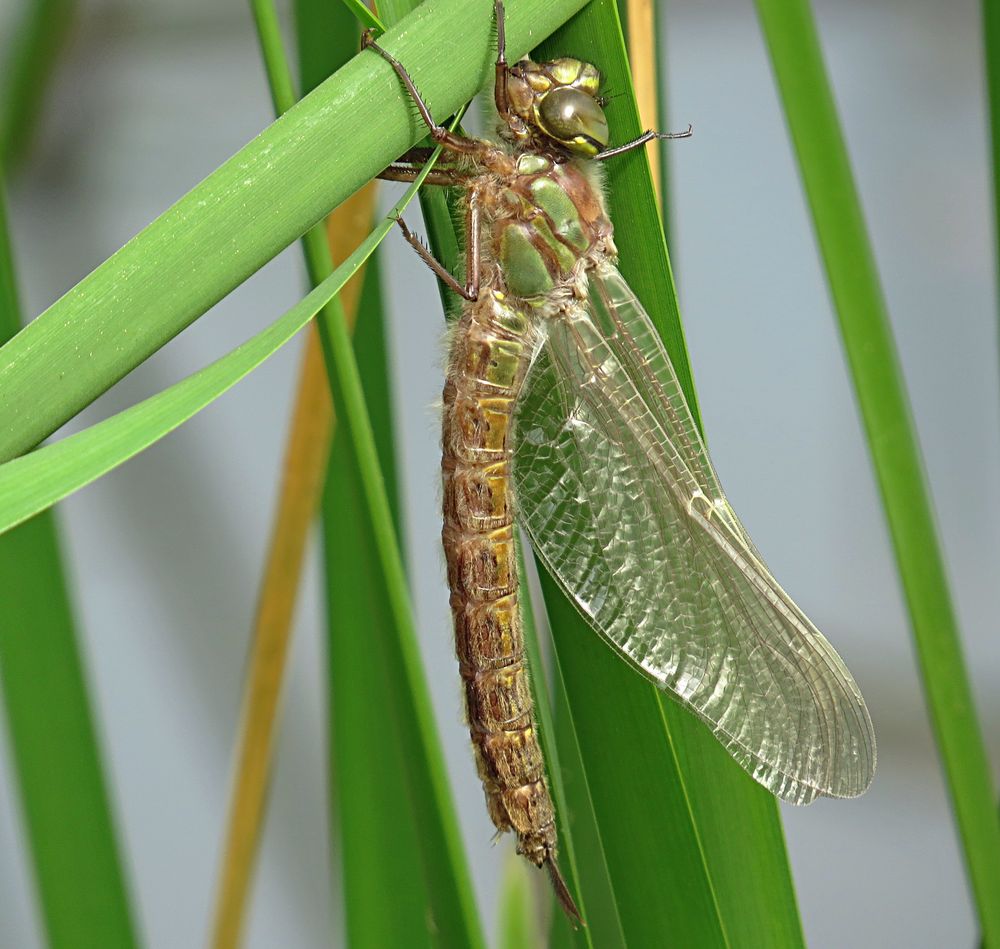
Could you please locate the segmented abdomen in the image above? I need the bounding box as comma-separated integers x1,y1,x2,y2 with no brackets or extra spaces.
441,291,556,867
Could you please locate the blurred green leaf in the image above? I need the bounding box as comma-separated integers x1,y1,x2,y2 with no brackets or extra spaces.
757,1,1000,945
0,0,75,167
496,853,542,949
0,180,138,947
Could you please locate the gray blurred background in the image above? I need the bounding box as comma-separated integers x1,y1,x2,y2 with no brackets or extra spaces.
0,0,997,945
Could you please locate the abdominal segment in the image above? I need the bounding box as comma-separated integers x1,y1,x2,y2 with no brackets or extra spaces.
441,291,557,866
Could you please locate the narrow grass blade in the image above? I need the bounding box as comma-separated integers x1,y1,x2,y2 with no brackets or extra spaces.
0,517,140,949
540,573,728,947
0,0,75,167
0,190,415,536
984,0,1000,888
516,542,594,947
534,2,805,945
209,331,332,949
651,0,673,233
248,0,298,117
209,184,377,948
756,1,1000,944
547,656,625,949
338,0,387,33
321,253,439,947
622,0,662,203
298,2,456,944
499,189,632,940
209,3,381,940
0,0,590,464
0,182,139,947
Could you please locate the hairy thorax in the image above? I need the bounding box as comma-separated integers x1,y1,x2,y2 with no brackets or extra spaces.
475,150,616,301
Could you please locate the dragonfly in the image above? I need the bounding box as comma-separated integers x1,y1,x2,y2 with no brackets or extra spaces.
366,0,875,922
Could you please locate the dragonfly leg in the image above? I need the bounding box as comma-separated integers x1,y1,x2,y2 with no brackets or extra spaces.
395,146,437,165
377,163,470,187
546,857,583,927
394,190,480,301
363,30,484,156
492,0,529,139
463,189,481,299
493,0,511,122
595,124,693,162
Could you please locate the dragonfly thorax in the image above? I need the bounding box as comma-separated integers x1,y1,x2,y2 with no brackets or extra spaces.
490,156,613,299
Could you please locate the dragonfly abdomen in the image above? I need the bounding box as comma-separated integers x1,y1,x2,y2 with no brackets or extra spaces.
441,292,559,867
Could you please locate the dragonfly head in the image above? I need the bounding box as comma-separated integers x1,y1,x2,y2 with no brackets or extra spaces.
505,58,610,158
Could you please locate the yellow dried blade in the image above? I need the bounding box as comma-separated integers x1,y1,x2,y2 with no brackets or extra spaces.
210,182,377,949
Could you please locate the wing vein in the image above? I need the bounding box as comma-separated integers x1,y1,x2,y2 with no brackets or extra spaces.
513,262,875,802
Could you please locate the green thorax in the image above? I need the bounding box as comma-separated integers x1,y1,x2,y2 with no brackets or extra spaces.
494,153,612,300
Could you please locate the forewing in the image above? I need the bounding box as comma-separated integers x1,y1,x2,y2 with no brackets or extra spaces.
513,262,875,803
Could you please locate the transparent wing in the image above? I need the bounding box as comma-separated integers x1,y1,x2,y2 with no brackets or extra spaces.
513,262,875,803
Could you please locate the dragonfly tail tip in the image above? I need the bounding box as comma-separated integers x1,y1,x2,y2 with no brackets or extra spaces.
546,856,584,928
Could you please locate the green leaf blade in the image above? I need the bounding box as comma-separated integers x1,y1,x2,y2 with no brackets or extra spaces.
0,199,408,536
296,3,461,945
0,0,590,465
0,514,141,949
496,853,541,949
541,573,729,948
0,0,75,168
321,253,438,948
0,179,139,948
755,0,1000,944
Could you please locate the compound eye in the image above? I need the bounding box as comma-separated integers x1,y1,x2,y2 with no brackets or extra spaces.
537,86,609,155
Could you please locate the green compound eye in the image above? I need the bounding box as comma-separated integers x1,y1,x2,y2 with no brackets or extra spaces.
537,86,609,156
